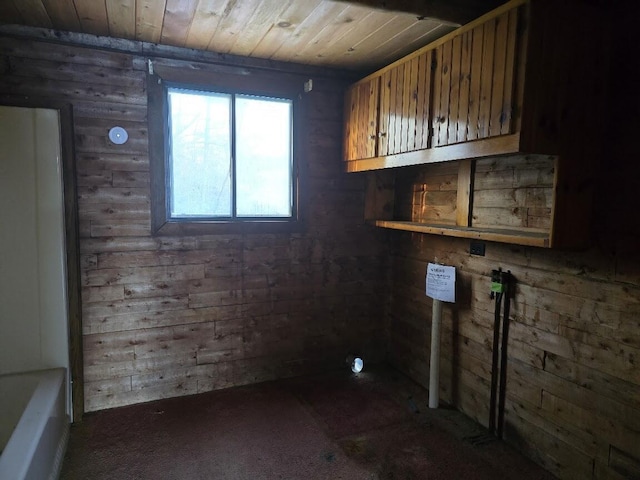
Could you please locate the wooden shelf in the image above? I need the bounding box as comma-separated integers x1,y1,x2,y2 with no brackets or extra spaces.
372,220,550,247
349,0,607,249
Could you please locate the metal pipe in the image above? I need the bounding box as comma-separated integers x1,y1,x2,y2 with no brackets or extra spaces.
429,298,443,409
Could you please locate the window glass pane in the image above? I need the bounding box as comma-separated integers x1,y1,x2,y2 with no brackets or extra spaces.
168,89,232,217
235,95,292,217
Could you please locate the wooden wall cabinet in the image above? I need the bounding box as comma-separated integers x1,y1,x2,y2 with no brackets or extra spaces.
344,50,434,162
346,0,607,249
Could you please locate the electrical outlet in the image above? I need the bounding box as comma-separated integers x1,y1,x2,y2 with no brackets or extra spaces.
470,240,486,256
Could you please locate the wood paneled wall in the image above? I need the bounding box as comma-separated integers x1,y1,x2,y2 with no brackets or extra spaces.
385,11,640,479
0,34,388,412
387,233,640,479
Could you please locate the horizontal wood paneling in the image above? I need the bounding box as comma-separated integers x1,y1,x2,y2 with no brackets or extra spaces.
0,34,388,412
387,225,640,479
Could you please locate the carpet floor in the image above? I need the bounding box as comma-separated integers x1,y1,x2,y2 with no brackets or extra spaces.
60,366,556,479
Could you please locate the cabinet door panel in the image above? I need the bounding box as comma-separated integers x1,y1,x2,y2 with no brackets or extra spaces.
344,77,379,161
434,9,518,146
378,69,392,156
490,13,509,137
415,51,432,150
447,34,462,145
467,24,484,141
380,50,433,156
392,62,404,154
501,7,518,135
478,17,496,139
433,40,452,146
404,58,417,153
456,30,473,143
344,86,356,160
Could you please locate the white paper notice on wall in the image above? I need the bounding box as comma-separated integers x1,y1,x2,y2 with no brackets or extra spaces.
426,263,456,303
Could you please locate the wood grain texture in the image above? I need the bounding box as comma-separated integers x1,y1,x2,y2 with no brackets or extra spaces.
387,223,640,478
447,34,462,145
11,0,52,28
467,24,483,141
160,0,199,47
477,17,494,139
0,34,387,415
42,0,80,32
73,0,109,36
106,0,136,38
456,158,473,227
136,0,167,43
0,0,460,71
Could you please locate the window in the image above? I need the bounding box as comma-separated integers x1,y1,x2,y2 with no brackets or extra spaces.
168,88,293,219
148,65,304,235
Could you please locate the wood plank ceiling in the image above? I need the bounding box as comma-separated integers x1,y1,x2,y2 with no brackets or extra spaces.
0,0,485,71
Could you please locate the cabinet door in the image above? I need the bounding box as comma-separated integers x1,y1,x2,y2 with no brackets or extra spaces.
432,8,518,146
378,50,433,156
344,77,380,161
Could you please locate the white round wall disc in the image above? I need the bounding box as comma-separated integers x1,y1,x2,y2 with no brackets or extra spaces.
109,126,128,145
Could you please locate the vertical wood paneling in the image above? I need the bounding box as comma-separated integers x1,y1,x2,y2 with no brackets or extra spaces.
355,83,366,159
447,34,462,145
436,39,451,146
406,56,419,152
378,69,391,156
400,59,411,152
344,80,381,162
489,12,509,137
414,51,430,150
358,81,370,159
501,8,518,135
478,18,495,139
457,31,472,143
413,7,519,148
393,63,405,154
366,77,379,158
387,65,399,154
431,45,443,146
344,86,355,161
467,25,484,141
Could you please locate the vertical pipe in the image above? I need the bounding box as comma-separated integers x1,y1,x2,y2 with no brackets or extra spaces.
497,274,512,438
429,298,443,409
489,292,503,432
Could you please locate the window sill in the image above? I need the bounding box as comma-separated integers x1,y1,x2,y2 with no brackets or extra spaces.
152,219,304,236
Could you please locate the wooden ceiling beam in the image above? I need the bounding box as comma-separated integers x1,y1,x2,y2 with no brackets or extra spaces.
333,0,504,25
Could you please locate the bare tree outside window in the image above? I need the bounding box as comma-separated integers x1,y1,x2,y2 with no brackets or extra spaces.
167,88,293,220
